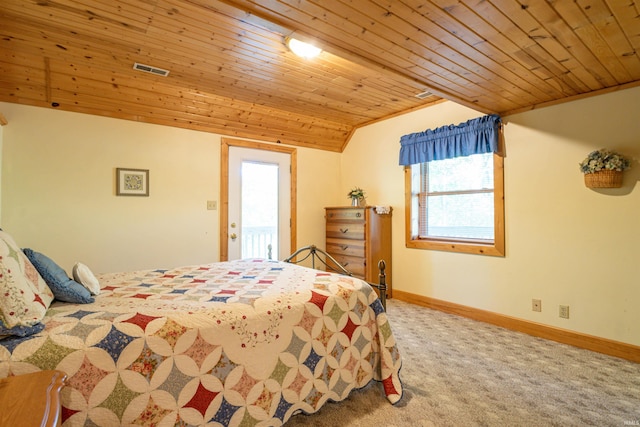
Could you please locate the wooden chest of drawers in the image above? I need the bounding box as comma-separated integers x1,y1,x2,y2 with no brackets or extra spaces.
325,206,392,297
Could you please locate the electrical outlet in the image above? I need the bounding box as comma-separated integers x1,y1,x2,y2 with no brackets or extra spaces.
559,305,570,319
207,200,217,210
532,299,542,312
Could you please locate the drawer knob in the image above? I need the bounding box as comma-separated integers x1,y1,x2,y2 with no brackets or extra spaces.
340,228,348,233
356,212,362,218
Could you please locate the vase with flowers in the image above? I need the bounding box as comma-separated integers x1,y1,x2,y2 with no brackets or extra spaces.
579,148,630,188
347,187,366,206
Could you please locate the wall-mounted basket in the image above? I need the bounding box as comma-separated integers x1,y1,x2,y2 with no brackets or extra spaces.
580,149,629,188
584,169,623,188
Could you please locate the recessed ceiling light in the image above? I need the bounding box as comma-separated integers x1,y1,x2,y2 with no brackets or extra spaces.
286,37,322,59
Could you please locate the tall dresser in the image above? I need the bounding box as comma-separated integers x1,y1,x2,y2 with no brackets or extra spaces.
325,206,392,297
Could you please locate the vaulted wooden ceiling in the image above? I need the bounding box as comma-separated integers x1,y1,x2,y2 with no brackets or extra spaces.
1,1,639,152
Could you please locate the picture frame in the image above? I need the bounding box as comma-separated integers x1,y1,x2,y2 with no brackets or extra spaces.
116,168,149,196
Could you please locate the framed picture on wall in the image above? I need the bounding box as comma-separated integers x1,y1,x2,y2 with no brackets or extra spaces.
116,168,149,196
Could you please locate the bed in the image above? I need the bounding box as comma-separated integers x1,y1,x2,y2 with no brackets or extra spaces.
0,233,402,426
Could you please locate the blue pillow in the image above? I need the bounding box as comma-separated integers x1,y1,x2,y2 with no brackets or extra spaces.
22,249,94,304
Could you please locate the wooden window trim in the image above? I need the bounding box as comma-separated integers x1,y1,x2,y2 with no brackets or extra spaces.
404,154,505,257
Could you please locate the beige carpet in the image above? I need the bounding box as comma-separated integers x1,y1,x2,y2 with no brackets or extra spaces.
286,299,640,426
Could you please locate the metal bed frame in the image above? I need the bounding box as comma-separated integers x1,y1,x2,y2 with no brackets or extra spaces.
284,244,388,310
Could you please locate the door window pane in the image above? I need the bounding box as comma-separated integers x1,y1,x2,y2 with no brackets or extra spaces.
241,162,279,259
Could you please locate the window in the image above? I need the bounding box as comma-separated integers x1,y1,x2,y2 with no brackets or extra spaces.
405,152,504,256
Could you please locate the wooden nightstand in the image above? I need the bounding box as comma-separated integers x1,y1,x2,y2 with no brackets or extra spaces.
0,370,67,427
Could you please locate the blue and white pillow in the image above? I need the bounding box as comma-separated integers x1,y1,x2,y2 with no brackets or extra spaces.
22,249,94,304
0,322,45,339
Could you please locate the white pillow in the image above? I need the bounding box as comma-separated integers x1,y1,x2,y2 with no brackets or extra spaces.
72,262,100,295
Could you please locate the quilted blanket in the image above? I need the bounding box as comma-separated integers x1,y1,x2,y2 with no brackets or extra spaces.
0,259,402,426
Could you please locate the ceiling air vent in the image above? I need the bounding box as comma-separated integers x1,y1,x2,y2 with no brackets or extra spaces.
133,62,170,77
415,89,433,99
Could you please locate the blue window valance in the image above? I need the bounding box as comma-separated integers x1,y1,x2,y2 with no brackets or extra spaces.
399,114,502,166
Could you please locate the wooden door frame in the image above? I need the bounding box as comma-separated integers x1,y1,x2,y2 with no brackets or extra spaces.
220,138,297,261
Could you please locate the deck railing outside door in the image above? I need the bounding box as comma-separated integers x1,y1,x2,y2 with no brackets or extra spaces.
242,226,277,259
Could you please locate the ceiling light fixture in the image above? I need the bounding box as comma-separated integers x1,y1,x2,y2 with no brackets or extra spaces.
286,37,322,59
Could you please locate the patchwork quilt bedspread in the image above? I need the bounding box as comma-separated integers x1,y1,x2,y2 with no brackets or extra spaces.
0,259,402,426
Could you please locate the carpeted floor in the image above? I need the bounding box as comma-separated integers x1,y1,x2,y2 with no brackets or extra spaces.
286,299,640,426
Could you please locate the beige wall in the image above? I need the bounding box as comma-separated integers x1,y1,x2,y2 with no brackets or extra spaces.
2,86,639,347
0,103,339,273
343,86,640,346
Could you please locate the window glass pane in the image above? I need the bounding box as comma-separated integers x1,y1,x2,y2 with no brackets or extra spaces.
406,152,504,256
241,162,278,258
428,153,493,192
424,192,494,240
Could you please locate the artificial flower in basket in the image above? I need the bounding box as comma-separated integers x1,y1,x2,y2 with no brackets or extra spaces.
347,187,366,206
579,148,630,188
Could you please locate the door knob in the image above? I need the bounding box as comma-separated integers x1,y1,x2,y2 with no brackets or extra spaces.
230,233,237,241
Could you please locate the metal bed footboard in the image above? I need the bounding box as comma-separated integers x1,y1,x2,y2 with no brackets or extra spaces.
284,245,387,310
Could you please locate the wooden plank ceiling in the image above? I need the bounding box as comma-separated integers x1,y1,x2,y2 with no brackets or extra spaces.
1,0,639,152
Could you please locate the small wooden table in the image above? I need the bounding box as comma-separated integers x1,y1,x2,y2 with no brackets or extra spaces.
0,370,67,427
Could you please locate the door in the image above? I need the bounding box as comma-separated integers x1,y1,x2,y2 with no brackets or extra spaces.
226,145,292,260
